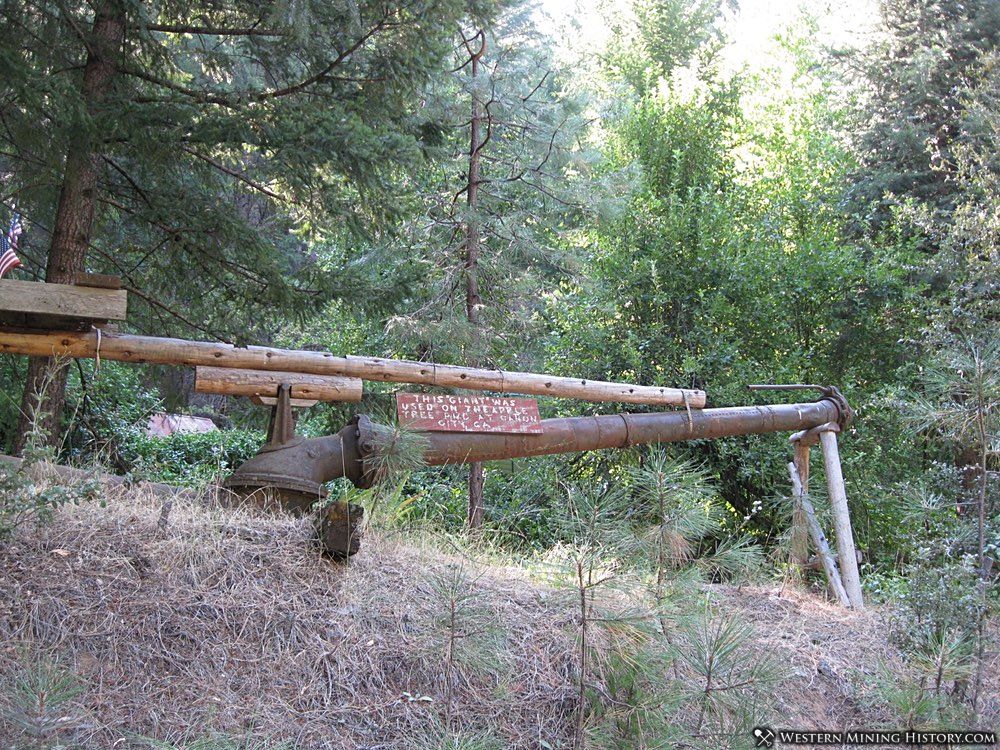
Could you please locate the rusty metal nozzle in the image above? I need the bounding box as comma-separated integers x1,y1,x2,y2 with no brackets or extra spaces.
223,389,380,558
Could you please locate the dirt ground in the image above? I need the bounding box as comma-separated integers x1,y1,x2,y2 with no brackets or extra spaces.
0,485,995,748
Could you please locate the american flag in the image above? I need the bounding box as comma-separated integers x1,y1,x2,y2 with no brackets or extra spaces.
0,212,23,279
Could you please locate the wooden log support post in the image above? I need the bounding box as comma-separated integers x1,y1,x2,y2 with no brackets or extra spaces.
819,429,864,609
195,367,362,403
0,329,706,407
788,461,851,607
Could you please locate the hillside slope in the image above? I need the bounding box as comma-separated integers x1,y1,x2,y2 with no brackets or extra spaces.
0,486,995,748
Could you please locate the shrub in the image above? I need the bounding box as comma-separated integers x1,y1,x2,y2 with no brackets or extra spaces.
125,429,263,487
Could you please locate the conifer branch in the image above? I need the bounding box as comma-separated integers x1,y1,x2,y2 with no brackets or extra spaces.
123,284,233,341
180,147,284,200
140,23,287,37
248,14,391,101
102,156,154,208
121,11,391,106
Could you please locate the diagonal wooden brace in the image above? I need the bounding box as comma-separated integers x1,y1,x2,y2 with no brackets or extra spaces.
788,461,851,607
790,422,863,609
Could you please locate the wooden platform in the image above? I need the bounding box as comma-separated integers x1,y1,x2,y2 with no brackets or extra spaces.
0,278,128,330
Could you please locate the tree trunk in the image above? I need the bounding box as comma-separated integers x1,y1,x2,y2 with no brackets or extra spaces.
13,2,124,454
464,31,486,528
467,461,485,528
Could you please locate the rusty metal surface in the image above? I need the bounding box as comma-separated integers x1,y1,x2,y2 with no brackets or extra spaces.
748,385,853,429
317,501,364,559
420,400,841,465
228,399,842,492
224,424,355,500
224,396,846,558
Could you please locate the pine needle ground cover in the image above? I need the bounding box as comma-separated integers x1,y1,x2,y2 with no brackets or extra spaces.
0,485,996,748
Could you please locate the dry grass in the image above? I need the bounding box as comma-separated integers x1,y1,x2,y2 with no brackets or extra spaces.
0,484,995,749
707,584,1000,731
0,487,580,749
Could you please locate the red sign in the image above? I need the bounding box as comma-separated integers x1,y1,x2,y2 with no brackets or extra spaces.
396,393,543,434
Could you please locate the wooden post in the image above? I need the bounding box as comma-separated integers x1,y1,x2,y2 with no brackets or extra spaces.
789,461,851,607
790,441,810,568
819,430,864,609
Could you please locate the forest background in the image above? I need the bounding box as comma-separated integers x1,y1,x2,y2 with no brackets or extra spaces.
0,0,997,740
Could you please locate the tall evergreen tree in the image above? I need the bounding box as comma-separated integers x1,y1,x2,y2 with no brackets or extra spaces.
1,0,495,450
384,6,592,527
847,0,1000,240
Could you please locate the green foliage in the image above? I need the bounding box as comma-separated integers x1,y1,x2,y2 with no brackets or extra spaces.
603,0,724,95
5,0,1000,742
61,361,162,468
847,0,1000,238
427,563,510,729
630,454,721,567
382,6,595,369
407,724,506,750
0,363,99,540
543,14,920,554
673,610,785,743
586,643,688,750
909,338,1000,453
0,653,87,749
0,462,98,542
3,0,513,340
628,451,763,587
124,429,263,486
872,656,977,729
141,733,293,750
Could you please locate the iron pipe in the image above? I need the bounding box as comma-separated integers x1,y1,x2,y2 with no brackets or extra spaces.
223,397,847,557
419,400,841,466
225,399,843,497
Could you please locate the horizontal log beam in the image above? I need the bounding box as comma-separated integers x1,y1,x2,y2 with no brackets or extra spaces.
0,329,706,407
195,366,362,402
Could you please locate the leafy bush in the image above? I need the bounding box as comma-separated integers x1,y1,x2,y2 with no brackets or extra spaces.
0,461,99,541
63,361,162,468
125,429,263,487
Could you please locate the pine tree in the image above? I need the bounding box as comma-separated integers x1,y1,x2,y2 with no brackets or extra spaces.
847,0,1000,239
384,5,592,528
1,0,498,450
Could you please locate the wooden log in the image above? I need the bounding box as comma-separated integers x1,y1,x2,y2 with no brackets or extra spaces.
803,549,864,572
789,441,810,568
819,430,864,609
789,461,851,607
195,366,362,403
0,329,706,407
0,279,127,321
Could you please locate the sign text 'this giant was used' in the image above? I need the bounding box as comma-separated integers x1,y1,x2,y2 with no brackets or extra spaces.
396,393,543,434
